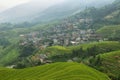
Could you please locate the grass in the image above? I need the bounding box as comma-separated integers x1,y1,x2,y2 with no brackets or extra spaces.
98,50,120,79
36,41,120,63
1,41,120,68
0,45,19,66
69,41,120,50
0,62,110,80
97,25,120,38
39,41,120,54
43,46,71,56
89,50,120,79
40,41,120,56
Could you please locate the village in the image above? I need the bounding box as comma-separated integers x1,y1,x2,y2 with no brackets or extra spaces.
19,18,102,48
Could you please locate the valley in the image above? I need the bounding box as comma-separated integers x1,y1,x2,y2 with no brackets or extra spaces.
0,0,120,80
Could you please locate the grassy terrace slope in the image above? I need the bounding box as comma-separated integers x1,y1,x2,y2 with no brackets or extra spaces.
37,41,120,62
0,45,19,66
69,41,120,50
98,50,120,79
89,50,120,79
0,62,110,80
42,41,120,56
97,25,120,40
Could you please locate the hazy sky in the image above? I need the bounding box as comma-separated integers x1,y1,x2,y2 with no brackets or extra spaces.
0,0,65,12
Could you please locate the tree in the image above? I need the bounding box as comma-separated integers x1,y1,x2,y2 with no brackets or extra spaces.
19,41,36,57
0,37,10,47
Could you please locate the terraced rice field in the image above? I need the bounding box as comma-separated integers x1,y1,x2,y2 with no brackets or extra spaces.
0,62,110,80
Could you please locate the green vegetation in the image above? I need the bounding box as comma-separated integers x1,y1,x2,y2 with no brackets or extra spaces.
97,25,120,41
89,50,120,80
43,46,71,56
0,45,19,66
0,62,110,80
0,0,120,80
100,50,120,79
11,41,120,68
41,41,120,62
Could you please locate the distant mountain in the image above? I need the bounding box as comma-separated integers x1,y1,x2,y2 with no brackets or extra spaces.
66,0,120,30
0,0,57,23
33,0,116,23
0,0,115,23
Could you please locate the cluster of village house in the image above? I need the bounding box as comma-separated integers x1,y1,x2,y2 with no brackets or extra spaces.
19,20,102,48
8,18,104,68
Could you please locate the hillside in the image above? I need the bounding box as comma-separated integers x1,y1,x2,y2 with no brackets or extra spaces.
97,25,120,40
0,45,19,66
42,41,120,56
0,62,110,80
0,0,115,23
0,0,63,23
69,0,120,30
0,0,120,80
89,50,120,79
1,41,119,67
23,41,120,66
100,50,120,79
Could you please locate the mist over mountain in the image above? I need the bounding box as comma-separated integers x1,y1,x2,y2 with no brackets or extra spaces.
33,0,115,23
0,0,63,23
0,0,115,23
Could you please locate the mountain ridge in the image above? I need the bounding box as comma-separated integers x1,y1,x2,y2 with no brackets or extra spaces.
0,0,115,23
